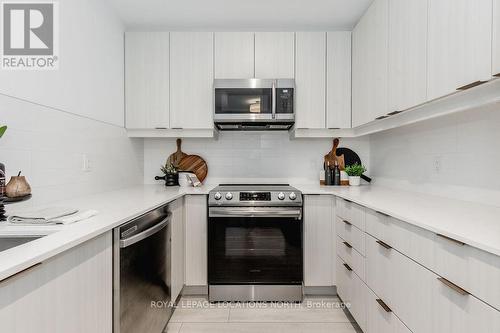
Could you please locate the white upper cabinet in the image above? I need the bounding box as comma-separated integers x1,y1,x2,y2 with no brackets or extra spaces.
215,32,255,79
255,32,295,78
352,0,389,127
295,32,327,129
327,31,352,129
125,32,170,129
427,0,493,100
388,0,428,112
170,32,214,129
494,0,500,76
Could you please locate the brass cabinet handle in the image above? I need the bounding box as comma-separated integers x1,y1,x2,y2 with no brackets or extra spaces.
436,233,465,246
375,210,390,217
437,277,470,296
376,299,392,313
375,115,388,120
343,241,352,249
343,263,353,271
154,127,167,130
387,110,403,116
0,262,42,284
494,73,500,78
456,80,487,91
376,240,392,250
343,220,352,226
343,198,352,203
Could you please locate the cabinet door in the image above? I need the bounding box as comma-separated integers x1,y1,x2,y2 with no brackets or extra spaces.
184,195,208,286
327,32,352,129
427,0,493,100
366,287,412,333
388,0,428,112
125,32,169,129
215,32,255,79
295,32,327,129
0,233,112,333
352,0,389,127
494,0,500,76
170,198,185,302
255,32,295,78
170,32,214,129
304,195,335,286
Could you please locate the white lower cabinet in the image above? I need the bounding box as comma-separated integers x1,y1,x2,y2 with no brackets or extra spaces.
0,232,112,333
366,287,411,333
184,195,208,286
170,197,185,302
304,195,335,286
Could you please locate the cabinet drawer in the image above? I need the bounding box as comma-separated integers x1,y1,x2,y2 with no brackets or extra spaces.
336,235,365,280
336,256,367,332
433,234,500,311
366,209,435,269
366,287,412,333
336,217,365,256
336,197,365,231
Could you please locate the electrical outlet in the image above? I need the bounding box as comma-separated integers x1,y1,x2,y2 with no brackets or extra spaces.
82,155,92,172
433,155,442,174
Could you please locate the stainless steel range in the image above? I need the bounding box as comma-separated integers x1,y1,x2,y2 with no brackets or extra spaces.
208,184,303,302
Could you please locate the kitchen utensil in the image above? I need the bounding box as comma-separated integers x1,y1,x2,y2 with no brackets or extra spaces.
336,148,372,183
177,155,208,183
167,138,187,168
324,138,345,171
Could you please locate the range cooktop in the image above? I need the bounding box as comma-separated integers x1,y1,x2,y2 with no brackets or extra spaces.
208,184,302,207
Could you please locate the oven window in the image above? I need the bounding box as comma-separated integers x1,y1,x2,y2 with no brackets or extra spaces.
215,88,272,114
208,217,303,284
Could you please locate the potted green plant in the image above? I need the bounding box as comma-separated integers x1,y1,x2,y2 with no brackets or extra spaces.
345,163,367,186
159,163,179,186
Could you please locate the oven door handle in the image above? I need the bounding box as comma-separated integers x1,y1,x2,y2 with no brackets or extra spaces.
209,207,302,219
119,213,172,248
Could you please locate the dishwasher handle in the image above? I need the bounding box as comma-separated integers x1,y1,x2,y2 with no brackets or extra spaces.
119,213,172,248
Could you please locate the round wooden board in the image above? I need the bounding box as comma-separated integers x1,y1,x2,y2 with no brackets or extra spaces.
177,155,208,183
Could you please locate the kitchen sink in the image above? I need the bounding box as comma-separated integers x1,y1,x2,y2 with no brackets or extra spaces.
0,236,44,252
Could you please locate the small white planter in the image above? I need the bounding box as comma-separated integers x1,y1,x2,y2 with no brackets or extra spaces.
348,176,361,186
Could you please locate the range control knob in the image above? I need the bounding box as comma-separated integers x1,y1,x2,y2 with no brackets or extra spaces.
278,192,285,200
225,192,233,200
289,192,297,200
214,192,222,200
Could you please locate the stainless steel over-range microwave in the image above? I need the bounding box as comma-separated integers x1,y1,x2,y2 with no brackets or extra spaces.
214,79,295,131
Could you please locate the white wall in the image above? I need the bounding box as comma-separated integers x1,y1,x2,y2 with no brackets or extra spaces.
0,0,125,126
0,0,143,208
144,132,370,185
369,102,500,206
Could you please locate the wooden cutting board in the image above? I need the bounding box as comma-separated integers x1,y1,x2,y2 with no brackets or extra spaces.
177,155,208,183
167,138,187,168
324,138,345,170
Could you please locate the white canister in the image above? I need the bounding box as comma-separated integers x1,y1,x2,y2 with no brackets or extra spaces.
178,172,192,187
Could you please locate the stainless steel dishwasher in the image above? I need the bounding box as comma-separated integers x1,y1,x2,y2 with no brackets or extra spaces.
113,205,173,333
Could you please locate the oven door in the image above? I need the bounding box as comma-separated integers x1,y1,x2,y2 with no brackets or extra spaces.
208,207,303,285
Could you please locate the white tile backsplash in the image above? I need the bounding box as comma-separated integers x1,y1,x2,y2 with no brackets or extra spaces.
369,102,500,206
144,132,370,185
0,94,144,208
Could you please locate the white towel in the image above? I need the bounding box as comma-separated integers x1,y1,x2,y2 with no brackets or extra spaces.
7,207,98,225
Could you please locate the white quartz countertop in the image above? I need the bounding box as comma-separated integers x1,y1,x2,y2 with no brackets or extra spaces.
296,184,500,257
1,183,499,282
0,185,212,282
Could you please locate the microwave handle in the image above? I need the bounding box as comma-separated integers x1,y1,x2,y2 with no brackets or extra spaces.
272,80,276,119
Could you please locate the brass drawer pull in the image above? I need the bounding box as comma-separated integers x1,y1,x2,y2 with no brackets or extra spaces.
0,263,42,284
375,115,388,120
376,240,392,250
376,299,392,313
387,110,403,116
436,233,465,246
456,80,487,91
495,73,500,78
437,277,470,296
343,199,352,203
343,263,353,271
375,210,390,217
343,241,352,249
154,127,167,130
343,220,352,226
